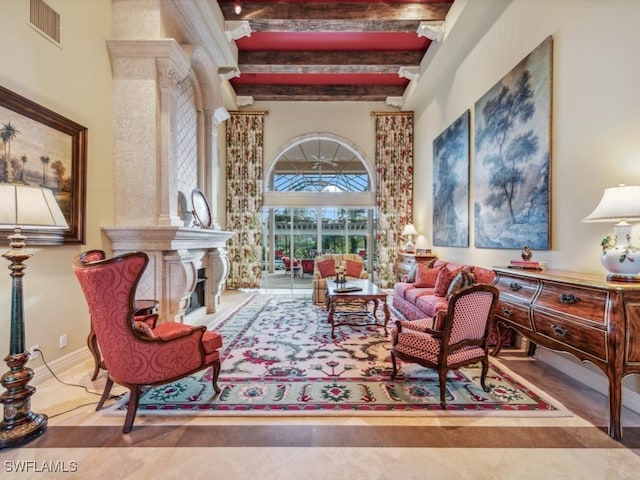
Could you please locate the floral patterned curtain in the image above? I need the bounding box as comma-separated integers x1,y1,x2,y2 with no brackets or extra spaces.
225,112,265,288
374,112,414,288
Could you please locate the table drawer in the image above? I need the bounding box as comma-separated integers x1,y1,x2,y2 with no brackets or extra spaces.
535,281,607,325
494,273,539,303
532,310,607,361
495,300,532,330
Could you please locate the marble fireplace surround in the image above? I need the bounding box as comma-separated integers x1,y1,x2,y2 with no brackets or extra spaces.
103,1,239,324
103,227,234,324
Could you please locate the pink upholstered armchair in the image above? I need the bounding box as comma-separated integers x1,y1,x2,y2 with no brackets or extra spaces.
73,250,223,433
391,284,499,408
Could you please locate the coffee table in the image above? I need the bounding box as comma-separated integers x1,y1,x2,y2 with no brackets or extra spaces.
326,279,390,338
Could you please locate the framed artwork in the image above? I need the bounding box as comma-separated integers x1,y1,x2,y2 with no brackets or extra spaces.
433,110,470,247
473,36,552,250
0,85,87,244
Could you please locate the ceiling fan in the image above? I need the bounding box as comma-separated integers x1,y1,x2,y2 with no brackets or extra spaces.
311,154,338,169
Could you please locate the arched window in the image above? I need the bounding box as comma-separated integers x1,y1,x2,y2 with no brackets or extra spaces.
262,136,375,289
268,137,371,193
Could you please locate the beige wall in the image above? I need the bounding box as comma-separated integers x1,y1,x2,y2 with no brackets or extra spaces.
406,0,640,397
409,0,640,272
255,101,391,173
0,0,114,366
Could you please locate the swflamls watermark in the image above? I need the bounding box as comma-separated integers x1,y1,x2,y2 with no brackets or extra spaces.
4,460,78,473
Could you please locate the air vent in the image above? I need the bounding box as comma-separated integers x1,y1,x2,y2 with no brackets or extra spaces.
29,0,60,44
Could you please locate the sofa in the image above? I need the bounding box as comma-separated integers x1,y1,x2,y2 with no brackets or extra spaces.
312,253,368,304
392,260,512,346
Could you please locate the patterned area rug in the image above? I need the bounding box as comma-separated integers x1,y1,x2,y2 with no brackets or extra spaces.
114,294,567,416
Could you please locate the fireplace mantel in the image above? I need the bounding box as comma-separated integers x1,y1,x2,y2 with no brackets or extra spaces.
103,226,235,323
103,226,234,251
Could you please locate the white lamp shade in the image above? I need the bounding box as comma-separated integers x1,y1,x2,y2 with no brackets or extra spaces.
0,185,68,229
402,224,418,236
583,184,640,223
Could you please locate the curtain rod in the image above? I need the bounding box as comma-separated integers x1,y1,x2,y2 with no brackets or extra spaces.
371,111,413,116
228,111,269,115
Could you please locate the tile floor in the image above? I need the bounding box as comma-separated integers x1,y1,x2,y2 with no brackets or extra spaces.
1,289,640,479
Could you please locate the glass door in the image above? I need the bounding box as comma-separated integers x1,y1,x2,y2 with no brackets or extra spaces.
262,206,374,290
262,207,315,290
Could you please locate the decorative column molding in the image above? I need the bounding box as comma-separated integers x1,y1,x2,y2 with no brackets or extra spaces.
156,50,191,227
207,248,230,312
225,20,252,41
385,97,404,108
157,59,188,91
164,249,197,323
204,107,228,231
213,106,230,126
236,96,255,107
107,39,191,227
417,20,445,42
398,66,419,81
218,67,241,80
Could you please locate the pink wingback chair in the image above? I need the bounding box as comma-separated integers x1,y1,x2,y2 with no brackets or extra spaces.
391,284,499,408
73,250,223,433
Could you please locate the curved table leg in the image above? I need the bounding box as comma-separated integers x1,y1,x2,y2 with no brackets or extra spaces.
609,373,623,440
328,298,336,338
382,300,390,335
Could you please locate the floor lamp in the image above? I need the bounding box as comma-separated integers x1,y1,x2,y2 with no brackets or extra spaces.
0,184,68,448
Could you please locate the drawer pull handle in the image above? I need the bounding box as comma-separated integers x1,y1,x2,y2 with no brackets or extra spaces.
502,307,513,317
551,324,571,338
560,294,580,304
509,283,522,292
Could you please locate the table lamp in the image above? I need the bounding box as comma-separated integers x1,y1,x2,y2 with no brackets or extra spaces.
0,184,68,448
583,183,640,282
402,224,418,253
415,235,430,254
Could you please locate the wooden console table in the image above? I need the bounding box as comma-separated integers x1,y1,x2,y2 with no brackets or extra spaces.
491,267,640,440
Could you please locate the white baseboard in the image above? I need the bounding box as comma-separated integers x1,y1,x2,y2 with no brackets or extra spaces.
31,347,92,383
536,347,640,415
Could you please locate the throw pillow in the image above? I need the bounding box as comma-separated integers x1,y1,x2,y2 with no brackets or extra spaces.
434,266,455,297
407,262,418,283
345,260,363,277
446,270,475,298
414,264,443,288
317,259,336,278
133,320,155,338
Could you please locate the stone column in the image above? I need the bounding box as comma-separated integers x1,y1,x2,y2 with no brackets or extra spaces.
107,39,190,227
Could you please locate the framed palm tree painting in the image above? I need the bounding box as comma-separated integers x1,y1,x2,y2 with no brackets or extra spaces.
0,85,87,244
433,110,470,247
474,36,552,250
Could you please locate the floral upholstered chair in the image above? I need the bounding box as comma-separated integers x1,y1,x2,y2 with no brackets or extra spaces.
311,253,368,304
390,284,499,408
73,250,223,433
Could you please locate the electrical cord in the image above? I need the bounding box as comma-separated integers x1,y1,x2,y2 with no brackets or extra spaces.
35,347,126,418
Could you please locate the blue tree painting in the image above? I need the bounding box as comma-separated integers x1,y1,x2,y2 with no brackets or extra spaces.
433,110,469,247
474,36,552,249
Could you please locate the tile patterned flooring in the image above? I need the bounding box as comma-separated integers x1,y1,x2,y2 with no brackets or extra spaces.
2,289,640,479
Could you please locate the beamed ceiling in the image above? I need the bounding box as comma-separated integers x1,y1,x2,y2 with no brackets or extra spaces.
217,0,454,102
